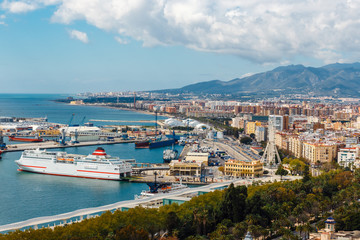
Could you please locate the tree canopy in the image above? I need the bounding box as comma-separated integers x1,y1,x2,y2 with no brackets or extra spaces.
1,169,359,240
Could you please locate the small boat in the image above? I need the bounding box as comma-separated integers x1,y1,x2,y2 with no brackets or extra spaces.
163,148,178,163
134,172,188,199
8,136,43,142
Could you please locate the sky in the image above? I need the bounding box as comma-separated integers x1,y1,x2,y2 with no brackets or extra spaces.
0,0,359,94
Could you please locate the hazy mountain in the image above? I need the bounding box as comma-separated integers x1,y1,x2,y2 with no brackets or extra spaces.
159,63,360,96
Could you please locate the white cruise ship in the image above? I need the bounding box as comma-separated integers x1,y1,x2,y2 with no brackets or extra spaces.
16,147,133,180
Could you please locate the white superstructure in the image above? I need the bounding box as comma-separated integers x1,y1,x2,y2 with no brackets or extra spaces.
16,147,133,180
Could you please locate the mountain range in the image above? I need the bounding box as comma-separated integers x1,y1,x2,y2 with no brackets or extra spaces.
158,63,360,97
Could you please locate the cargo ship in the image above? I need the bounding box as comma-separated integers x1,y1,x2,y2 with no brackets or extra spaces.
135,139,150,148
16,147,133,180
9,136,43,142
149,137,176,149
135,136,176,149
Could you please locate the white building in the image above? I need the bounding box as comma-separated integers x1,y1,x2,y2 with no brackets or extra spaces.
255,126,267,142
268,115,284,132
338,148,358,169
231,116,243,129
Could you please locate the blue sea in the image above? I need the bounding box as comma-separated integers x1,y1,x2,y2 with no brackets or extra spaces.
0,94,182,225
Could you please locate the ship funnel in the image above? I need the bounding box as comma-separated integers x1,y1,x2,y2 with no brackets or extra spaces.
92,147,107,156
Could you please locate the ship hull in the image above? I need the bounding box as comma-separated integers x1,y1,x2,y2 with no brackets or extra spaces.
17,169,125,181
149,139,176,149
135,140,150,148
16,152,132,181
9,136,43,142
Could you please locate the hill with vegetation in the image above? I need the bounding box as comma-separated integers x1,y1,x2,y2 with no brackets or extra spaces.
1,169,359,240
158,63,360,97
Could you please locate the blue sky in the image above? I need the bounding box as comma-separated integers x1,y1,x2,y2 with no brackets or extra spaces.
0,0,357,93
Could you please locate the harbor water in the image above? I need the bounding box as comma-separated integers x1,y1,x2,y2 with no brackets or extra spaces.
0,94,182,225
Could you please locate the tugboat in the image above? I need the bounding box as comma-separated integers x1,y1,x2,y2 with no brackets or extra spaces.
134,172,188,199
163,147,178,163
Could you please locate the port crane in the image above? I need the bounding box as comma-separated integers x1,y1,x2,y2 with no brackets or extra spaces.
59,114,75,146
70,116,86,144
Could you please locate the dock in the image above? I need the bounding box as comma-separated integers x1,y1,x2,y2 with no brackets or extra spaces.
3,139,136,153
179,144,191,158
0,180,235,233
0,174,301,233
89,119,165,127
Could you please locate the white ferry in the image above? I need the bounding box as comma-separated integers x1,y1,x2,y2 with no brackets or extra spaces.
16,147,133,180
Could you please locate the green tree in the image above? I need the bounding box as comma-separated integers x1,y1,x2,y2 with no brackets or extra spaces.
240,136,252,145
289,158,305,175
166,211,180,236
302,165,311,183
218,184,247,223
276,165,288,180
115,224,149,240
233,221,248,239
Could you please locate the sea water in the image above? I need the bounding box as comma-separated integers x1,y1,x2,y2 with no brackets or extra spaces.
0,94,182,225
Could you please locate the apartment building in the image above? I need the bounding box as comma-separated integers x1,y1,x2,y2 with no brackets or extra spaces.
288,135,303,158
255,126,267,142
302,142,337,163
338,148,358,169
275,132,290,151
245,121,261,135
224,159,263,177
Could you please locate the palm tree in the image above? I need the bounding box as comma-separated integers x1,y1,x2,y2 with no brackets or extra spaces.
296,224,305,240
303,222,313,239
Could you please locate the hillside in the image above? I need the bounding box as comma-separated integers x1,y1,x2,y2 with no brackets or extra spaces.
159,63,360,96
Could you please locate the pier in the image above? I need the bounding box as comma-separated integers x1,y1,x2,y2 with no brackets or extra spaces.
0,180,234,233
0,174,301,233
179,144,191,158
131,163,170,174
2,139,136,153
89,119,165,126
89,119,157,123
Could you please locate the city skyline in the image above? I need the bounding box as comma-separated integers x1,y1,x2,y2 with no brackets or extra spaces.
1,0,359,93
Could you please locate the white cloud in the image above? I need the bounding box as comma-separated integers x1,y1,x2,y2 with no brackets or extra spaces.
0,14,6,25
1,0,61,13
68,29,89,43
240,73,254,78
114,36,128,45
1,0,37,13
3,0,360,64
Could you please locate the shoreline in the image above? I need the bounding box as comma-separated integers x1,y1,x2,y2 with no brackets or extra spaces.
66,102,176,118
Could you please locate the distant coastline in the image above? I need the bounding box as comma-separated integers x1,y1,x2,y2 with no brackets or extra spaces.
65,102,175,118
